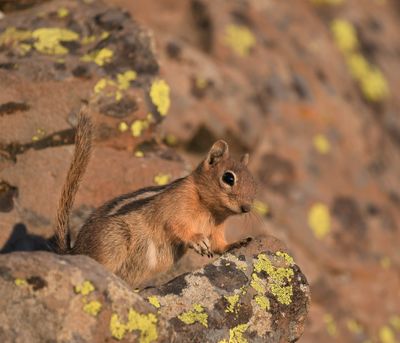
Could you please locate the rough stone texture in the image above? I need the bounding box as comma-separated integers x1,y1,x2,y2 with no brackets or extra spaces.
2,0,400,342
0,238,309,343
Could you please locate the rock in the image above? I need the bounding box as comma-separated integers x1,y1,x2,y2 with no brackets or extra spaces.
0,238,310,342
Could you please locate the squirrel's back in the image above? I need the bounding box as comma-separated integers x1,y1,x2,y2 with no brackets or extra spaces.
55,107,93,253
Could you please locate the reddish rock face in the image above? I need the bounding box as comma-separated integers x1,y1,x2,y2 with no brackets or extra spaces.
1,0,400,342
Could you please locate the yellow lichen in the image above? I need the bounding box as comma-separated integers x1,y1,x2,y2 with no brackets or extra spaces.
100,31,110,40
154,173,170,186
74,280,95,296
32,28,79,55
346,319,363,334
126,309,158,343
313,134,331,154
324,314,338,337
224,24,256,57
312,0,344,5
110,313,127,340
390,315,400,331
118,121,129,133
229,324,249,343
276,251,295,265
81,35,97,45
359,67,389,102
253,253,294,305
32,128,46,142
81,48,113,66
117,70,137,90
131,120,150,137
224,294,240,313
380,256,391,269
253,200,269,216
0,27,32,46
254,295,270,310
379,326,396,343
150,79,170,116
308,203,331,239
15,278,27,287
178,304,208,327
135,150,144,158
109,310,158,343
164,133,178,146
331,19,389,102
195,77,208,89
250,273,266,294
147,296,161,309
331,19,358,53
57,7,69,18
83,300,102,316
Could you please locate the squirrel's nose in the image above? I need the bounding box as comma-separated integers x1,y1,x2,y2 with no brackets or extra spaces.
241,204,251,213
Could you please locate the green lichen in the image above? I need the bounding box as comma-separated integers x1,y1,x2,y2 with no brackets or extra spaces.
147,296,161,309
224,294,240,313
150,79,170,116
254,295,270,310
74,280,95,296
83,300,102,316
32,28,79,55
178,304,208,327
109,310,158,343
253,253,294,305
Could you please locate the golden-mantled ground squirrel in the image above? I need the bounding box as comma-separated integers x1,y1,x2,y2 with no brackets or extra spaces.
55,108,257,288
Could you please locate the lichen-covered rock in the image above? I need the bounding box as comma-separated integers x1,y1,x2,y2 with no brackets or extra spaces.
0,0,166,148
0,238,309,342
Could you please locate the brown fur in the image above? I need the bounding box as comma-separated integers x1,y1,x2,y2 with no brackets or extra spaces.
55,113,257,288
55,107,93,253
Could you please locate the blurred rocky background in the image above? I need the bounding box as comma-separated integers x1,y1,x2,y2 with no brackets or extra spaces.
0,0,399,342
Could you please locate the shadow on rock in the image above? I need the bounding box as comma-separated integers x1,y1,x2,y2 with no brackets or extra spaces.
0,223,54,253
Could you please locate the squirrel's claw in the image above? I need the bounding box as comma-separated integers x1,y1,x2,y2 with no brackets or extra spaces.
189,237,213,258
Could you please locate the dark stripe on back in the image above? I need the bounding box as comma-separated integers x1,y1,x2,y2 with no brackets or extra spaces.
98,184,170,215
113,195,156,216
109,177,185,216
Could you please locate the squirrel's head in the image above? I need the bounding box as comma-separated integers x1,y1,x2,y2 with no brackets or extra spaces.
194,140,257,220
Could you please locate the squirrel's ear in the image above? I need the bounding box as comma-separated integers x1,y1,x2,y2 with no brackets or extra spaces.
241,153,249,166
205,140,229,166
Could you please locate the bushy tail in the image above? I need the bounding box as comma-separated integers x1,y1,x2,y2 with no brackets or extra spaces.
55,107,93,253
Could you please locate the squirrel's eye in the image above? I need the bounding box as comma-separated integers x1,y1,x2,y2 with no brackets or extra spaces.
222,171,235,186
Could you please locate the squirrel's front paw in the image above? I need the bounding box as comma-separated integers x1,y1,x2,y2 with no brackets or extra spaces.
189,235,213,258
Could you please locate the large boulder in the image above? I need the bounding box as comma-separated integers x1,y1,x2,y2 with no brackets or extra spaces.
0,238,310,343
